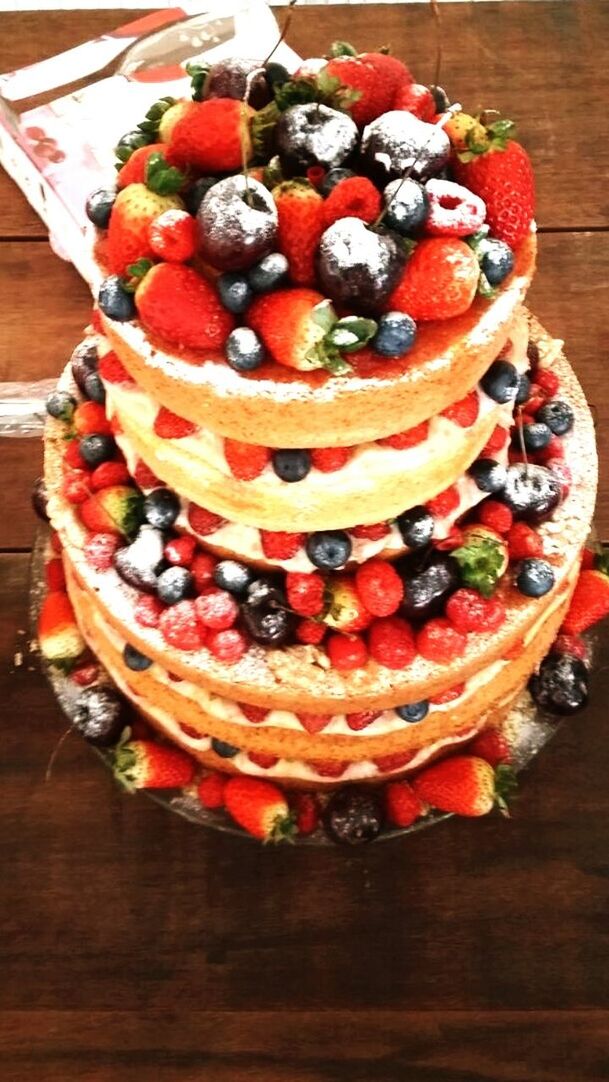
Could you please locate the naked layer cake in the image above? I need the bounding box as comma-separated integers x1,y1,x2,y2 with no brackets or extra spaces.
37,41,605,842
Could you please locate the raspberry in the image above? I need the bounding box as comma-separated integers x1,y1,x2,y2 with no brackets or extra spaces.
98,350,134,385
322,176,382,228
525,384,547,415
159,600,204,651
164,535,197,567
44,557,66,591
468,728,512,767
84,531,120,571
308,759,347,778
64,439,87,470
345,710,381,731
535,368,560,397
368,616,416,669
478,500,513,535
378,421,429,449
153,407,197,439
446,588,506,633
191,551,217,593
134,594,165,628
286,571,325,617
63,470,91,504
73,401,111,436
326,632,368,670
239,703,269,724
260,530,305,560
197,772,227,809
507,522,543,561
355,558,404,617
393,81,435,120
195,588,238,630
385,779,425,826
224,439,270,480
441,390,479,427
536,435,564,464
207,627,247,663
480,424,509,457
71,663,100,687
291,792,320,834
133,460,163,490
310,446,354,472
350,521,391,541
296,618,326,644
90,461,130,491
417,618,467,662
434,527,464,551
429,683,465,704
426,485,460,519
248,752,279,769
374,750,416,774
547,460,571,497
580,548,596,570
187,502,226,535
149,208,197,262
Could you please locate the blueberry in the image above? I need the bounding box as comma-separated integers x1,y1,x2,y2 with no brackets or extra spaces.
521,422,552,452
248,252,289,293
515,372,531,406
305,530,352,570
242,578,296,646
218,273,253,315
157,566,193,604
143,488,180,529
319,168,356,196
31,477,49,522
211,738,239,758
71,341,98,393
324,788,383,846
500,463,561,522
480,359,519,404
213,559,255,596
383,177,429,235
400,552,459,622
396,700,429,723
396,506,434,550
98,276,136,322
272,449,311,482
529,653,589,716
79,433,116,467
45,390,76,422
536,400,574,436
72,686,126,746
468,458,507,493
226,327,265,372
183,176,218,216
123,643,153,671
83,370,106,404
85,187,116,229
481,239,514,286
372,311,417,357
114,526,164,593
515,557,555,597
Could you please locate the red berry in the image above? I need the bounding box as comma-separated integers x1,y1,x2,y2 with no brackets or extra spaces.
159,600,204,651
134,460,163,490
296,618,326,645
197,772,227,809
64,439,88,470
326,632,368,670
350,521,391,541
292,792,320,835
63,470,91,504
323,55,393,126
73,401,111,436
310,445,354,472
580,549,596,571
368,616,416,669
239,703,269,724
297,713,331,733
71,662,100,687
446,588,506,633
385,779,425,826
535,368,560,397
417,618,467,662
553,632,590,663
153,407,197,439
322,176,382,228
44,557,66,591
393,81,435,120
98,350,134,385
441,390,479,428
434,526,464,551
260,530,305,560
134,594,165,628
536,435,564,464
507,522,543,560
195,588,238,630
90,460,130,491
90,308,102,333
525,384,546,415
426,485,460,519
345,710,381,731
191,551,217,593
149,209,197,262
308,759,347,779
187,502,226,535
355,558,403,617
378,421,429,449
248,752,279,770
374,750,416,774
84,531,120,571
468,728,512,767
430,683,465,705
478,500,513,535
286,571,325,617
480,424,509,457
224,439,270,480
164,534,197,567
207,627,247,663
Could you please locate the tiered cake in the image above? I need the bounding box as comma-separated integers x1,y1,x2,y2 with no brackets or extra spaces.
39,43,600,839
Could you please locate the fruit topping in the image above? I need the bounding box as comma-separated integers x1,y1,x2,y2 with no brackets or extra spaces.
499,463,561,521
224,439,270,480
226,327,265,371
396,700,429,723
372,311,417,357
529,653,589,716
248,252,290,293
114,525,164,592
453,121,535,249
136,263,234,351
368,615,416,669
324,788,383,846
355,558,404,616
412,755,515,816
273,180,325,287
98,276,136,322
198,175,277,271
242,577,296,645
271,448,312,482
536,400,574,436
275,103,358,176
148,208,197,262
305,530,352,569
382,177,429,235
317,216,405,312
361,111,450,181
425,178,486,237
397,506,435,549
157,565,194,604
72,686,127,746
469,458,507,493
224,777,295,842
113,740,195,790
514,557,555,597
123,643,153,671
387,237,479,321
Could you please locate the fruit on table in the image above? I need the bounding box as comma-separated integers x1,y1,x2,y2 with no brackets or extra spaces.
224,777,296,842
38,590,85,670
412,755,516,816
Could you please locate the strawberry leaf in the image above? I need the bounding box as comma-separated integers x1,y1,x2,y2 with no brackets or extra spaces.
329,40,358,57
325,316,377,353
186,61,211,102
452,536,506,597
251,101,281,161
121,259,153,293
311,298,337,334
274,72,361,114
145,152,186,195
494,763,517,817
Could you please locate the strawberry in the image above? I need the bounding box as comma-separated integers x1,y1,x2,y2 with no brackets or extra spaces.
308,759,348,779
468,728,513,767
387,239,479,322
38,590,85,670
446,588,506,633
561,569,609,635
239,703,269,724
443,112,488,152
98,350,134,385
322,176,382,228
291,792,320,835
224,439,270,480
106,180,183,276
359,50,413,94
45,557,66,591
197,771,227,809
247,288,340,372
113,739,195,790
135,263,234,351
133,460,162,489
248,753,279,770
167,98,253,173
374,750,416,774
223,776,296,842
480,424,509,457
63,439,87,470
273,180,325,287
187,503,226,536
385,779,425,827
148,208,197,263
324,56,394,126
417,617,467,662
90,461,130,491
478,500,513,536
535,368,560,397
310,446,354,472
324,577,373,632
296,618,326,645
350,521,390,541
506,522,543,561
441,390,480,427
355,558,403,617
153,406,197,439
412,755,516,817
117,143,175,189
368,616,416,669
453,126,535,249
393,82,435,120
73,401,112,437
378,421,430,450
79,485,142,538
260,530,305,560
581,549,596,571
326,632,368,670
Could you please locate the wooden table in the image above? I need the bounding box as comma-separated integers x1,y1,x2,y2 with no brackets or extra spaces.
1,4,608,1078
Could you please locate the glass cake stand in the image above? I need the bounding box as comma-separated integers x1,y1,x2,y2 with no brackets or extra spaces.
28,528,585,846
